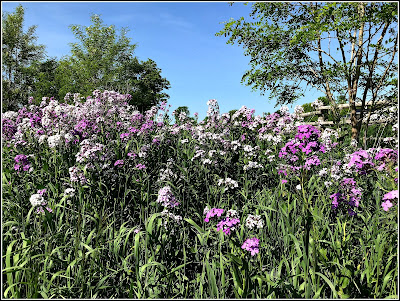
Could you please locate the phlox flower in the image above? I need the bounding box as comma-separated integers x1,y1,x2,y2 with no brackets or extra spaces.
216,217,240,235
136,163,146,170
383,190,398,201
114,160,124,167
330,178,362,216
382,190,398,212
382,200,393,212
120,133,130,140
204,208,224,222
156,186,179,208
245,214,264,229
30,194,44,207
241,237,260,256
64,188,75,197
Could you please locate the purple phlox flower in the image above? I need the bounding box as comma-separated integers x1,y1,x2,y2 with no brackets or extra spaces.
330,178,362,216
127,152,137,158
281,179,288,184
330,193,341,209
216,217,240,235
204,208,224,222
114,160,124,167
304,155,321,170
120,132,130,140
135,163,146,170
37,189,47,197
14,154,31,172
375,148,398,164
278,169,287,176
347,150,374,174
129,127,139,133
295,124,320,142
241,237,260,256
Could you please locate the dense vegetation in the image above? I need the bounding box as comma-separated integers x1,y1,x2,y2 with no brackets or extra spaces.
2,92,398,298
2,2,398,299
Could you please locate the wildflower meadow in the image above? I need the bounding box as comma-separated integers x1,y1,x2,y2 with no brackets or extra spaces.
2,90,398,298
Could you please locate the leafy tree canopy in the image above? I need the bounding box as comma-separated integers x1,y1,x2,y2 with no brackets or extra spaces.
217,2,398,140
57,14,170,111
2,4,45,111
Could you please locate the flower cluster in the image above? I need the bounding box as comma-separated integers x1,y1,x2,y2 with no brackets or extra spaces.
243,161,263,171
381,190,398,212
69,166,87,184
204,207,224,222
30,189,52,214
217,177,238,191
216,217,240,235
278,125,325,176
374,148,398,171
347,149,374,175
330,178,362,216
47,134,63,148
160,209,183,227
64,188,76,197
14,154,32,173
206,99,220,124
311,99,323,109
156,186,179,208
245,214,264,229
241,237,260,256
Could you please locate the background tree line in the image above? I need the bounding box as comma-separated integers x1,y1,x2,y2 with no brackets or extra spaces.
2,6,170,112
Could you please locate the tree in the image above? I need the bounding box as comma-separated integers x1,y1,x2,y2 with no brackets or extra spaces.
30,58,60,101
2,5,45,111
217,2,398,141
57,14,170,111
116,58,171,112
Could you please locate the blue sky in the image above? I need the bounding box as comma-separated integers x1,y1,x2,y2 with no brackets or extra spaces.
2,1,323,119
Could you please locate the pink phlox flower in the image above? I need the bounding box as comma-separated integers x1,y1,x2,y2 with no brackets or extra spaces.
114,160,124,167
136,163,146,170
37,189,47,197
120,133,130,140
204,208,224,222
383,190,398,201
216,217,240,235
382,200,393,211
127,152,137,158
241,237,260,256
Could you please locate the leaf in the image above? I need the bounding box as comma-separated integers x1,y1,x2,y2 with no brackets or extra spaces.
145,213,161,236
139,261,166,278
184,217,204,233
315,272,338,298
227,252,243,266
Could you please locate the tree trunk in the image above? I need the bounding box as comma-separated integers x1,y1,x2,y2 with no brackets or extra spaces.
350,3,366,142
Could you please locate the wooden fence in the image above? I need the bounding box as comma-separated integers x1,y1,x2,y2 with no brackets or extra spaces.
298,100,391,127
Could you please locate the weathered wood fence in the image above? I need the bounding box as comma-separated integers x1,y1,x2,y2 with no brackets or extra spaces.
298,100,391,127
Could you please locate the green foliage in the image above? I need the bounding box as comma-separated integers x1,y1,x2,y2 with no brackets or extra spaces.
2,4,45,111
29,58,60,101
217,2,398,140
56,14,170,111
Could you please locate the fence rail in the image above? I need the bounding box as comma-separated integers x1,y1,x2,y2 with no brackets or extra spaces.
298,99,391,127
